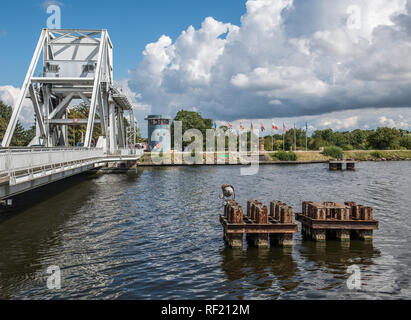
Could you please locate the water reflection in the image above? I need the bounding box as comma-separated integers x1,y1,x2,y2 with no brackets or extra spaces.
297,240,381,294
299,240,380,269
0,162,409,299
220,246,300,296
0,173,100,299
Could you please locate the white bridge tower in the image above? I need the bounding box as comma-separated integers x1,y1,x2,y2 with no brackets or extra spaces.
1,29,133,153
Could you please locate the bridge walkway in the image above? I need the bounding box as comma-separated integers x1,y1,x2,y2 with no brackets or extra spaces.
0,148,143,200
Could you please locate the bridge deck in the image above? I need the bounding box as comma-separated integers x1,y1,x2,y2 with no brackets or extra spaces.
0,148,143,200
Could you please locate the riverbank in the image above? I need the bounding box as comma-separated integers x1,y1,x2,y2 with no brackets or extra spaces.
133,150,411,167
136,160,329,167
292,150,411,162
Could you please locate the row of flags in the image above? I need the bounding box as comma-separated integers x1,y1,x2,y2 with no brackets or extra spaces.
214,121,308,133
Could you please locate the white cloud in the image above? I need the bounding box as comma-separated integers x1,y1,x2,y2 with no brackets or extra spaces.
319,116,359,130
2,0,411,136
0,86,34,127
231,66,328,97
127,0,411,124
378,116,402,128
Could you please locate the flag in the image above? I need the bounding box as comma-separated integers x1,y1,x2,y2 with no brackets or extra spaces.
283,123,287,133
240,122,244,131
260,122,265,132
214,122,217,129
228,123,233,129
250,122,254,132
306,122,308,132
272,122,278,131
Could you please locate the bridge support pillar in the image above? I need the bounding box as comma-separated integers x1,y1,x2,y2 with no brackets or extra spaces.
109,103,116,154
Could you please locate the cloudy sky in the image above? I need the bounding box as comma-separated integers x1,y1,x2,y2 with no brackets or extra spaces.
1,0,411,136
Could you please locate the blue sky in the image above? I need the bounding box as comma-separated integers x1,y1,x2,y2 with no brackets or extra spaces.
0,0,410,133
0,0,246,86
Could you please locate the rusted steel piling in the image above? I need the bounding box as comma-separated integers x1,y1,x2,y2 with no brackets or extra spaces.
220,200,298,248
296,201,378,242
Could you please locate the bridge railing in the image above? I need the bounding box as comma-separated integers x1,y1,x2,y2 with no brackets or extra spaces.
107,148,144,157
118,148,144,157
0,148,105,174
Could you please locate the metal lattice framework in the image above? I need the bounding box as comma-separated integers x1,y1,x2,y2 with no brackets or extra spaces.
1,29,133,153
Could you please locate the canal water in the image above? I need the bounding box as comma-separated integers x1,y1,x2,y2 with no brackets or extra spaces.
0,162,410,299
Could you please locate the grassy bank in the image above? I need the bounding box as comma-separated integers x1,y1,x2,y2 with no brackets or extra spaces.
295,150,411,161
139,150,411,165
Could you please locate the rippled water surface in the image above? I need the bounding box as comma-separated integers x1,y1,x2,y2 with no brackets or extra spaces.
0,162,410,299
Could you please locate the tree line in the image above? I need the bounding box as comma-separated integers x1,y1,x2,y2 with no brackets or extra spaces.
265,127,411,151
1,102,410,150
170,110,411,151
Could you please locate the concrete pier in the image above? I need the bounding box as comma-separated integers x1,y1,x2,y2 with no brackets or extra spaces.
329,160,357,171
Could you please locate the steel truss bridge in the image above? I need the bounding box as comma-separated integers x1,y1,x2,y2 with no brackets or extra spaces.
0,29,144,201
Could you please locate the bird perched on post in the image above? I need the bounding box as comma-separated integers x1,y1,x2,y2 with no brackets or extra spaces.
221,184,235,200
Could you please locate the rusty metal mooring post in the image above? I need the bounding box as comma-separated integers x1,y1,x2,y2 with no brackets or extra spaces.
296,201,378,242
220,195,298,249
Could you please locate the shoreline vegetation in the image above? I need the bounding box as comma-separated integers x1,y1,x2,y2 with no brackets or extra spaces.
286,150,411,162
1,102,410,162
137,150,411,166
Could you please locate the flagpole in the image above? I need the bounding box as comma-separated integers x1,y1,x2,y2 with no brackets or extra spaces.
272,129,274,152
294,123,297,152
305,122,308,152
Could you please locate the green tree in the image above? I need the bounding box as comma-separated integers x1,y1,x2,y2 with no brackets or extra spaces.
367,127,401,150
350,129,366,149
308,129,332,150
67,103,102,146
171,110,213,149
333,131,348,148
399,135,411,149
311,129,334,146
0,101,34,146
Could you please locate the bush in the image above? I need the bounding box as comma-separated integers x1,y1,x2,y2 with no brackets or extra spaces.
323,146,343,158
370,151,384,159
274,151,297,161
343,144,354,151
